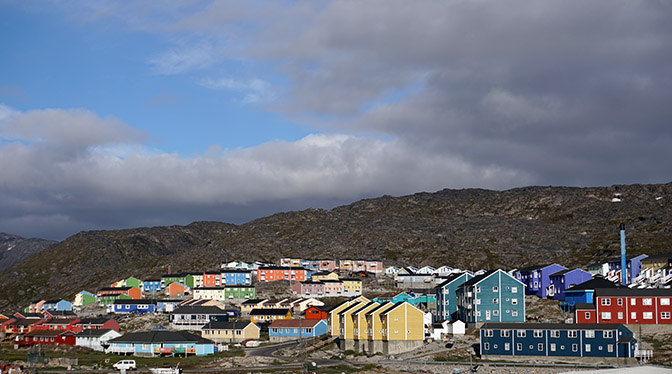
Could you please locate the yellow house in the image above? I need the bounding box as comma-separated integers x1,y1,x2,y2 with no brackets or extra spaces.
338,300,372,350
379,302,424,354
339,260,354,271
201,321,260,342
364,302,395,353
341,278,363,295
351,301,380,351
328,296,369,337
193,287,226,301
250,308,292,323
241,299,269,314
312,271,339,282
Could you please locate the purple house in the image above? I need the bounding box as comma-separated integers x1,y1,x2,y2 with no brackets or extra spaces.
515,264,567,298
548,268,593,301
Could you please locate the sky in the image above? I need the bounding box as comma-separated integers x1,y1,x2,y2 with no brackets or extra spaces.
1,0,671,240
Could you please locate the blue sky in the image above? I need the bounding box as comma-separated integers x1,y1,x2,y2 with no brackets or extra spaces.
1,1,671,240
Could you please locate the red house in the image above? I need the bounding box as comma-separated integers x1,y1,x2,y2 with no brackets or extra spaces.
15,330,76,347
203,271,221,287
4,319,45,334
34,318,80,332
304,305,334,320
73,317,120,332
576,288,672,325
257,266,307,282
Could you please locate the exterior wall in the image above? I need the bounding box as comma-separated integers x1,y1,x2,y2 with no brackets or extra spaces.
342,280,363,296
382,303,424,342
193,287,226,301
257,267,307,282
202,324,260,342
269,321,327,342
436,273,473,322
576,308,597,323
459,271,525,323
43,300,73,312
221,270,252,285
16,334,76,347
312,272,339,281
142,281,162,293
250,312,291,323
225,286,256,299
592,295,672,325
548,270,592,301
166,283,190,296
112,303,157,314
352,303,380,341
203,273,221,287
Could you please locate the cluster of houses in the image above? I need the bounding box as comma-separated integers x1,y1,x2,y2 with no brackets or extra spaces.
4,251,672,364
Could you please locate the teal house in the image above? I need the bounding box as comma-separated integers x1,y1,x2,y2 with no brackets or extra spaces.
107,329,215,357
436,272,473,322
457,269,525,324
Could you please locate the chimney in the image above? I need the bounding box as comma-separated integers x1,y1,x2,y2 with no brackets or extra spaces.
620,223,627,286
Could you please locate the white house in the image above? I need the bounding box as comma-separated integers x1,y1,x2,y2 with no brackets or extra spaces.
76,329,122,351
428,320,466,340
417,266,437,275
385,266,401,275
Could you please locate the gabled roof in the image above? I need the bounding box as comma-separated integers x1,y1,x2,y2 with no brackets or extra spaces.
24,330,75,337
481,322,624,331
241,299,267,305
113,299,157,305
435,272,469,289
98,287,132,292
574,303,596,310
549,268,589,277
460,269,525,288
380,302,420,316
516,264,553,273
352,301,380,315
338,301,368,316
365,302,395,316
43,299,67,304
564,277,619,292
269,319,324,328
76,317,115,325
41,318,76,325
203,321,257,330
110,330,213,344
249,308,291,316
76,329,119,337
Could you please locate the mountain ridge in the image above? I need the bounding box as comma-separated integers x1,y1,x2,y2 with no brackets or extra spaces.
1,182,671,312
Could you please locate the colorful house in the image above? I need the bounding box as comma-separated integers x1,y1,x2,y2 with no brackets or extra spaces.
328,296,369,336
364,302,395,353
109,299,158,314
27,300,45,313
341,278,363,296
338,300,371,349
514,264,567,298
436,272,474,322
562,277,619,312
311,271,339,282
480,323,637,361
201,321,260,343
241,299,269,314
161,273,193,289
202,271,222,287
220,269,253,285
73,291,97,307
548,269,593,301
34,318,80,332
193,287,226,301
576,288,672,325
107,329,215,356
97,287,142,306
73,318,120,332
351,301,382,347
4,318,44,334
143,279,162,293
257,266,307,282
378,302,425,354
249,309,292,324
124,277,142,289
15,330,77,347
269,319,328,342
305,305,335,320
166,282,191,297
588,255,648,284
225,285,256,299
75,329,122,351
458,269,525,324
42,299,73,312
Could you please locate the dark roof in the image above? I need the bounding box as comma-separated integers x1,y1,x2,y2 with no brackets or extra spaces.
144,278,162,282
110,330,213,344
113,299,157,305
220,269,252,273
76,329,118,337
564,277,619,292
574,303,596,310
194,287,226,290
307,305,336,312
589,255,648,267
241,299,267,305
43,299,66,304
619,336,636,343
20,313,45,319
203,321,256,330
596,288,672,297
44,311,77,318
98,287,132,292
481,322,625,331
268,319,323,328
162,273,191,278
249,308,291,316
516,264,551,273
338,301,368,315
24,330,74,337
435,272,468,289
549,269,574,277
366,302,394,315
461,270,498,288
641,253,672,261
41,318,74,325
76,318,114,325
172,306,229,315
258,266,306,270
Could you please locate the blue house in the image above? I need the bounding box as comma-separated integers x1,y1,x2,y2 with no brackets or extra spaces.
607,254,648,284
480,322,636,360
562,277,619,312
107,328,215,356
548,269,593,301
220,269,252,285
457,270,525,324
143,279,162,293
269,319,328,342
110,299,158,314
435,272,473,322
515,264,566,298
42,299,73,312
156,299,182,313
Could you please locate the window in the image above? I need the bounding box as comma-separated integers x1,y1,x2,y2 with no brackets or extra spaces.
608,344,614,352
305,328,312,334
517,330,526,337
511,298,518,305
604,331,613,338
493,310,499,316
601,298,611,306
512,310,518,317
585,312,591,320
475,286,481,293
484,329,493,337
662,312,671,319
631,298,636,306
516,343,522,351
601,312,611,320
493,298,499,304
504,343,510,351
662,298,671,306
538,343,544,351
618,312,623,320
483,343,490,350
617,298,623,305
533,330,543,338
572,344,578,352
550,343,556,351
643,298,653,306
585,344,591,352
550,330,560,338
643,312,653,319
511,287,518,293
631,312,637,319
568,330,577,338
493,286,498,292
501,330,510,337
585,330,595,338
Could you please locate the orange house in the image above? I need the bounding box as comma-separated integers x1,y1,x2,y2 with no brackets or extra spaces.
166,282,191,296
203,272,221,287
257,267,307,282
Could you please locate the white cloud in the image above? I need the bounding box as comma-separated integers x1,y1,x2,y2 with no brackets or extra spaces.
148,40,219,75
200,77,274,103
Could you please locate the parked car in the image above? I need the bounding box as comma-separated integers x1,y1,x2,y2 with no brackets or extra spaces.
113,360,137,371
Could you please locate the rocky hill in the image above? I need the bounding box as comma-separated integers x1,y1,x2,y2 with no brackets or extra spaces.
1,182,671,312
0,233,56,271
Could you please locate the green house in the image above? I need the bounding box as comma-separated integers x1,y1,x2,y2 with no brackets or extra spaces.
162,273,193,289
99,293,131,306
125,277,142,289
225,285,256,299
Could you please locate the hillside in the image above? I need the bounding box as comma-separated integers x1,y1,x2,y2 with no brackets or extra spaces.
0,233,56,271
1,182,671,312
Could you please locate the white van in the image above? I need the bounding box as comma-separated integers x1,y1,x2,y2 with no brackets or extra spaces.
113,360,137,371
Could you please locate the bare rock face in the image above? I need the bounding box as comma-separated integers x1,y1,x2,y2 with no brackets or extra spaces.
0,233,56,271
1,182,671,311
